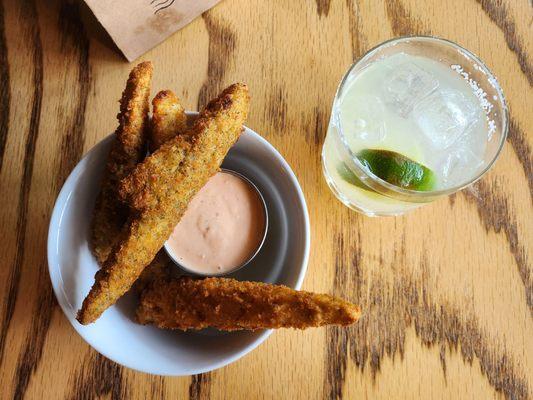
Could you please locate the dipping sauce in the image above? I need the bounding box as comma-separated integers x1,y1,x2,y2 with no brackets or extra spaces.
165,171,267,275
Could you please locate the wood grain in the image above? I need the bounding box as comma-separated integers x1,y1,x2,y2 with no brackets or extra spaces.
0,0,531,399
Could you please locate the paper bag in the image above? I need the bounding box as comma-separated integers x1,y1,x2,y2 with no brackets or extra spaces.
84,0,222,61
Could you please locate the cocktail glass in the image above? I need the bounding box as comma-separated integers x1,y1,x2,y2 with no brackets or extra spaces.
321,36,508,216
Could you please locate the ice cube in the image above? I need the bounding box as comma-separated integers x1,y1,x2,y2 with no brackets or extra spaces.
414,89,479,149
434,132,485,185
343,95,386,143
381,62,439,117
437,147,483,185
354,95,386,141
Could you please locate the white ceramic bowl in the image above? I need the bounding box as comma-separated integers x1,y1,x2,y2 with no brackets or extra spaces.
47,122,310,376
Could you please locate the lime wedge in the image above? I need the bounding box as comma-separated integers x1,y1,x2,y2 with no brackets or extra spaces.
356,149,436,191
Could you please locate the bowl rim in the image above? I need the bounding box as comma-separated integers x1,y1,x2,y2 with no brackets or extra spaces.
47,122,310,376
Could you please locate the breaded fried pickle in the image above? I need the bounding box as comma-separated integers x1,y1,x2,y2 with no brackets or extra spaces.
119,83,249,212
134,250,175,293
91,62,153,265
136,277,361,330
137,92,188,288
149,90,187,152
77,84,250,325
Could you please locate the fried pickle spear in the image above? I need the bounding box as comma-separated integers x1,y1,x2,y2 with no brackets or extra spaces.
149,90,188,152
77,83,250,325
134,250,175,293
91,61,153,265
136,92,189,287
136,277,361,330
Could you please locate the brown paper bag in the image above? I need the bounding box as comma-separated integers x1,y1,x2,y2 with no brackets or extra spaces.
84,0,222,61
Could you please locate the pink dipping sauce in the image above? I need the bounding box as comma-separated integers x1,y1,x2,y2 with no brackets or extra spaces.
166,171,266,275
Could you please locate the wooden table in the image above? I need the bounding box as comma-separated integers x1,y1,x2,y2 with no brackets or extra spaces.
0,0,531,398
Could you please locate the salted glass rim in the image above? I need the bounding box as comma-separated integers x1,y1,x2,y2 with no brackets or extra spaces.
333,35,509,199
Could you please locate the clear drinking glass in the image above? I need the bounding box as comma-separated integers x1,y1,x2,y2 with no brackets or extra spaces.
321,36,508,216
